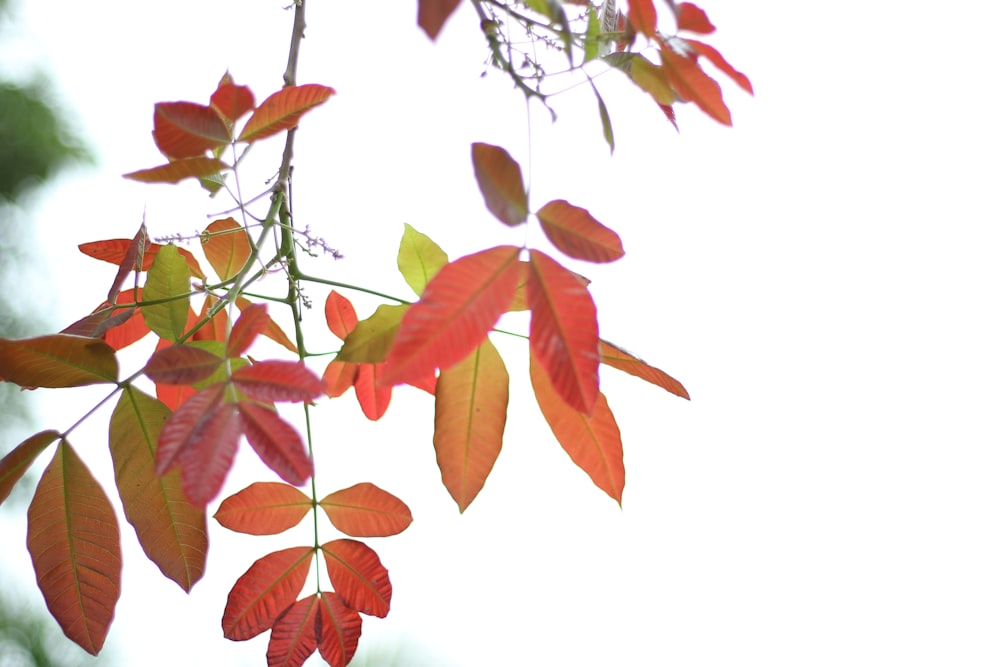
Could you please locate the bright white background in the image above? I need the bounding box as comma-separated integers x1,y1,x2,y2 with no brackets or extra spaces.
2,1,999,665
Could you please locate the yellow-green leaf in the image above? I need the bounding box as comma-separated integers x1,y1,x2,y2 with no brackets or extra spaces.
397,224,449,296
143,245,192,342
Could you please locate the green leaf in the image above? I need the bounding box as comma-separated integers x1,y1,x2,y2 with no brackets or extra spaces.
397,224,449,296
142,245,192,342
591,83,615,154
336,304,409,364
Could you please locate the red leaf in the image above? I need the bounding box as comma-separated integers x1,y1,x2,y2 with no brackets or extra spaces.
685,39,753,94
599,339,689,399
0,430,59,507
210,74,256,127
322,360,358,398
660,42,732,125
319,483,413,537
232,361,326,403
530,352,625,505
321,539,391,618
382,245,521,386
675,2,716,34
236,296,298,353
215,482,312,535
238,84,335,143
659,103,680,131
353,363,392,421
192,293,229,343
144,344,223,385
77,239,206,280
153,101,231,159
536,199,624,263
527,250,600,414
324,289,358,341
0,334,118,388
267,595,319,667
103,288,151,350
316,592,362,667
203,217,252,282
123,157,229,184
471,143,528,226
238,401,313,486
222,546,314,640
628,0,658,37
418,0,462,40
107,223,148,304
27,441,121,655
227,302,269,358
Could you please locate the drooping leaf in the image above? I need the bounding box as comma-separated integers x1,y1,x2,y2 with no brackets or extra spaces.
222,546,314,640
61,300,136,342
631,53,677,106
0,429,59,507
628,0,658,37
530,352,625,504
123,157,229,184
599,339,689,399
144,344,224,385
143,244,192,342
593,84,615,154
203,217,252,281
324,289,358,341
153,101,231,159
210,74,256,127
319,483,413,537
236,296,298,353
322,360,359,398
107,223,147,304
78,239,206,280
659,42,731,125
471,143,528,226
381,245,521,386
527,250,600,414
583,4,603,63
232,361,325,403
215,482,312,535
417,0,462,40
316,592,362,667
397,223,449,296
227,302,269,359
27,441,121,655
238,84,335,143
110,387,207,591
267,595,319,667
353,363,392,421
685,39,753,94
321,539,391,618
675,2,715,34
0,334,118,388
336,304,408,364
536,199,624,263
238,401,313,486
433,339,509,512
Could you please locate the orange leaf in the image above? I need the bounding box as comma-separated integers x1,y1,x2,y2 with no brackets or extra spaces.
267,595,319,667
238,401,313,486
238,84,335,143
322,360,359,398
628,0,658,37
321,539,391,618
144,343,223,385
107,222,148,304
530,352,625,504
675,2,715,34
192,293,229,343
527,250,599,414
0,429,59,507
78,239,207,280
536,199,624,263
324,289,358,341
0,334,118,388
203,217,251,281
110,387,207,591
215,482,312,535
471,143,528,226
336,303,407,364
319,483,413,537
210,74,256,127
153,101,231,159
660,42,731,125
227,302,269,358
232,361,325,403
433,338,509,512
685,39,753,94
236,296,297,353
222,546,314,640
418,0,462,39
599,339,689,399
382,245,521,386
123,157,228,184
103,288,151,350
27,441,121,655
316,592,362,667
353,363,392,421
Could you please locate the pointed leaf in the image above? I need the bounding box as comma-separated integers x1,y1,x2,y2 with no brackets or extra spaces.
103,288,151,350
153,101,231,159
321,539,391,618
144,344,224,385
238,84,335,143
110,387,207,591
316,592,362,667
267,595,319,667
319,483,413,537
660,43,731,125
397,224,449,296
143,244,192,342
61,300,136,342
123,157,229,184
600,340,689,399
527,250,600,414
471,143,528,226
536,199,624,263
210,75,256,127
530,353,625,504
685,39,753,94
336,304,407,364
215,482,312,535
232,361,325,403
236,296,298,353
353,363,392,421
107,223,147,304
227,302,269,359
628,0,658,37
323,360,359,398
78,239,206,280
27,441,121,655
193,293,229,343
382,245,521,386
238,401,313,486
203,217,252,281
0,429,59,507
676,2,715,34
0,334,118,388
324,290,358,341
594,84,615,154
222,546,314,640
433,339,509,512
418,0,462,39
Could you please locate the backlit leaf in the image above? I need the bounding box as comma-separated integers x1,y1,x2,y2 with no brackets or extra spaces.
527,250,600,414
238,84,335,143
397,223,449,296
324,290,358,341
685,39,753,94
123,157,229,184
676,2,715,34
61,300,136,342
236,296,298,353
471,143,528,226
660,42,731,125
143,244,192,342
594,84,615,154
433,339,509,512
192,293,229,343
210,74,256,127
222,546,314,640
599,339,690,399
322,360,358,398
153,101,231,159
144,344,223,385
78,239,206,280
238,401,313,486
107,223,147,304
316,592,362,667
227,302,269,359
0,334,118,388
203,217,252,281
353,363,392,421
103,288,151,350
232,361,325,403
418,0,462,39
336,304,407,364
0,429,58,507
267,595,319,667
631,54,677,106
215,482,311,536
536,199,624,263
319,483,413,537
321,539,391,618
27,441,121,655
628,0,658,37
530,353,625,504
110,387,207,591
382,245,521,386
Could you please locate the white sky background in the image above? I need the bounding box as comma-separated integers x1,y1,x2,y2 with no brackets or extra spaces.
2,0,1000,665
